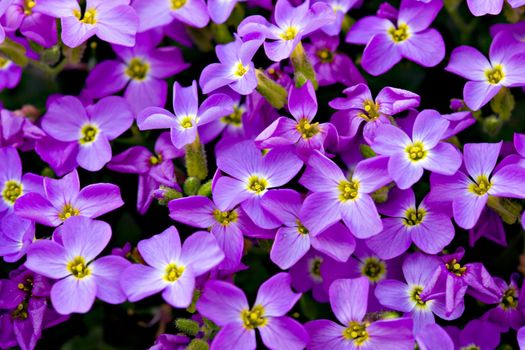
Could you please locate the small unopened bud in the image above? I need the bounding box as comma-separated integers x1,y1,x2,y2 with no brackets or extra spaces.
186,339,209,350
482,115,502,138
290,41,318,89
487,196,522,225
371,185,390,204
197,180,213,197
359,144,376,159
175,318,200,336
154,186,183,206
184,177,202,196
255,69,288,109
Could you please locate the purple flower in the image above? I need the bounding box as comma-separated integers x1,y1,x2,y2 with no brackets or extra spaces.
137,81,234,148
316,0,360,35
238,0,335,62
299,151,390,237
375,253,462,333
3,0,58,47
466,0,525,16
38,0,138,48
366,187,454,258
346,0,444,75
415,323,454,350
14,169,123,227
108,132,184,214
200,35,262,95
0,56,22,91
213,140,302,229
0,109,45,150
121,226,224,308
168,195,273,271
305,277,415,350
132,0,209,31
290,249,331,302
304,32,365,87
445,319,501,350
84,30,189,115
330,83,420,144
446,32,525,110
0,147,42,218
371,109,462,189
25,217,130,314
260,189,355,269
255,81,337,159
469,207,506,246
429,142,525,229
39,95,134,172
0,214,34,263
482,275,525,331
196,273,308,350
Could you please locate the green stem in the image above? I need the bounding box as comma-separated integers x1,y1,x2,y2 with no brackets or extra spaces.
290,41,318,89
185,135,208,180
255,69,288,109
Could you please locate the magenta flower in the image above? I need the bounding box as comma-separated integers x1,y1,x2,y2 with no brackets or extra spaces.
238,0,335,62
255,81,337,159
0,56,22,91
168,195,273,271
446,319,501,350
346,0,444,75
0,147,42,218
330,83,420,144
196,273,308,350
466,0,525,16
290,249,331,302
429,142,525,229
375,253,462,333
14,169,123,227
305,277,415,350
0,108,45,150
0,1,15,43
371,109,462,189
482,275,525,331
213,140,303,229
446,32,525,110
40,96,134,172
137,81,234,148
132,0,209,31
261,189,355,269
207,0,237,24
3,0,57,47
38,0,138,48
366,187,454,259
299,151,391,237
108,132,184,214
316,0,360,36
304,32,365,87
0,214,34,263
25,217,130,315
200,36,262,95
121,226,224,308
84,30,189,115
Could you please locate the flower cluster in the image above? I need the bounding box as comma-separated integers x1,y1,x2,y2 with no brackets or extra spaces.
1,0,525,349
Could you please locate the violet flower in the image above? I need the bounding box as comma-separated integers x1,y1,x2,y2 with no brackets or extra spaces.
121,226,224,308
346,0,444,75
14,169,123,227
0,56,22,91
137,81,234,149
38,0,138,48
316,0,360,36
306,277,415,350
290,249,331,302
196,273,308,350
466,0,525,16
84,30,189,115
0,214,34,263
446,32,525,110
238,0,335,62
3,0,57,47
132,0,209,31
445,319,501,350
371,109,462,189
39,95,134,172
25,217,130,314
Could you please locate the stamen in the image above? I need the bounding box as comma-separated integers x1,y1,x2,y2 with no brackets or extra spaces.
164,263,185,282
388,23,410,43
2,180,23,205
296,118,320,139
485,65,504,85
406,142,427,162
126,58,150,80
67,256,91,279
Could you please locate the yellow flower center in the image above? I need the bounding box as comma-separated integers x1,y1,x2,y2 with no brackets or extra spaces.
2,180,23,205
126,58,150,81
79,124,99,145
280,27,298,41
149,154,163,166
403,208,425,226
0,57,10,69
58,204,80,221
338,179,359,202
410,286,428,308
221,107,243,127
445,259,467,277
388,23,410,43
309,257,323,281
67,256,91,279
501,287,518,310
485,65,504,85
12,278,33,320
233,61,249,78
296,118,320,139
296,219,309,235
171,0,187,9
316,48,334,63
247,175,268,194
469,175,491,196
342,321,370,345
213,209,238,226
73,8,97,25
461,346,481,350
241,305,268,329
406,142,427,162
179,116,196,129
23,0,36,15
164,263,185,282
360,257,387,282
359,100,380,122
